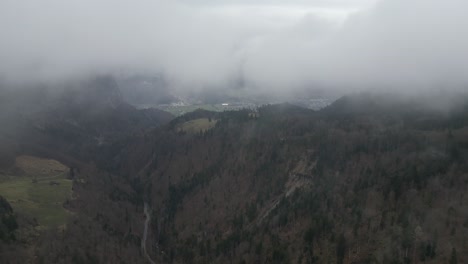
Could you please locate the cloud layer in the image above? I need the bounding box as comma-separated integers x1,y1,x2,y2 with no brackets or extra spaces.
1,0,467,94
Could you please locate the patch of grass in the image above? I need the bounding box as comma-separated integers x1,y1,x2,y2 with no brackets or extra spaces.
15,155,67,177
161,105,221,116
0,156,72,228
177,118,218,134
158,104,249,116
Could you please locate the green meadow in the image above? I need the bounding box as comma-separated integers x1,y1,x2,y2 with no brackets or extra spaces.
0,156,72,228
177,118,218,134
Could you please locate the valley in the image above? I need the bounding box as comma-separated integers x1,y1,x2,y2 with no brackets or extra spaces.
1,85,468,264
2,1,468,263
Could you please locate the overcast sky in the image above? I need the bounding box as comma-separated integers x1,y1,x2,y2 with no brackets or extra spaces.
1,0,467,94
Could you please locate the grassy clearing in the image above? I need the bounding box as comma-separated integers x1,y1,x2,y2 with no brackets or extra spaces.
158,104,248,116
15,155,67,177
0,156,72,228
160,105,221,116
177,118,218,134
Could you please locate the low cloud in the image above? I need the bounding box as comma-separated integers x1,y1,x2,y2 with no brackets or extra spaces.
1,0,467,94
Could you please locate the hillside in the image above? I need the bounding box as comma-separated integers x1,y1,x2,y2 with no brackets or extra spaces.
0,76,173,165
0,77,174,263
110,94,468,263
1,92,468,263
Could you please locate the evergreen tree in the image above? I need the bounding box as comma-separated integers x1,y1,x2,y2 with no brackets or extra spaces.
336,233,346,264
450,248,457,264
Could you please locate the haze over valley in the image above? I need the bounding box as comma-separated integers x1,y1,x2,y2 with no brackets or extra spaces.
1,0,468,263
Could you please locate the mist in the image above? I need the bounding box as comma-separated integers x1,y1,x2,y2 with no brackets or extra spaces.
1,0,467,95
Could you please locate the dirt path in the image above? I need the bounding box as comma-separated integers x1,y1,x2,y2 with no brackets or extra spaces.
142,203,156,264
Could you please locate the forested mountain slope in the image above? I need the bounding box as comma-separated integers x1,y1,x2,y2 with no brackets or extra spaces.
112,93,468,263
1,92,468,264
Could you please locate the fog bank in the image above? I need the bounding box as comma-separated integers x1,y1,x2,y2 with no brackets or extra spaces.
1,0,467,94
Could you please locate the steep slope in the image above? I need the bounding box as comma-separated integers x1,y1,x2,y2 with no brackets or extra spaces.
0,76,173,165
0,76,174,263
2,92,468,264
115,95,468,264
